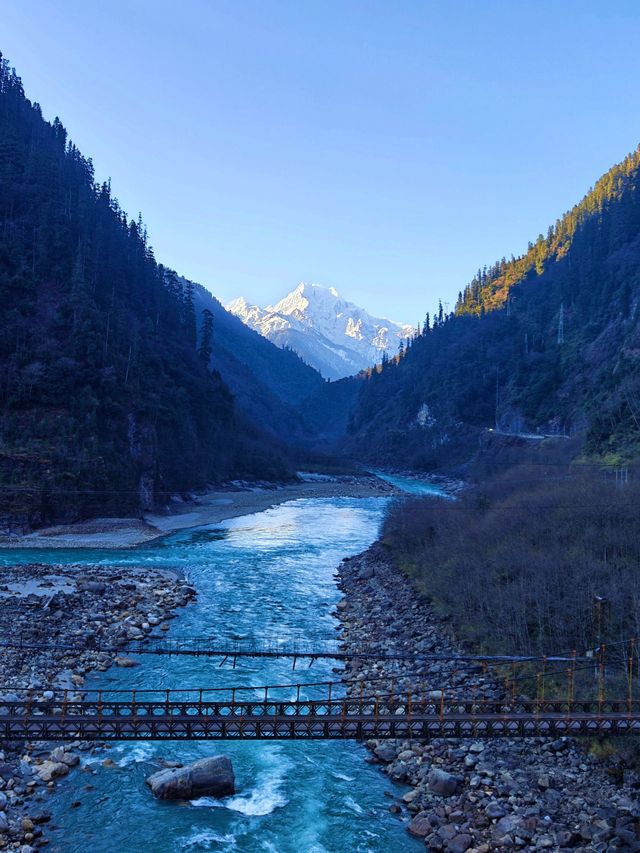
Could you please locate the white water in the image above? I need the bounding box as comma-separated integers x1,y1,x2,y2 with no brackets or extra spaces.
0,492,445,851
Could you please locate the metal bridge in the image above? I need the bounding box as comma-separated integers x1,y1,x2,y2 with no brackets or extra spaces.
2,685,639,741
2,637,638,741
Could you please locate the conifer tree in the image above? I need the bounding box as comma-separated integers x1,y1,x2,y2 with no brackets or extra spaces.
198,308,214,364
184,279,197,346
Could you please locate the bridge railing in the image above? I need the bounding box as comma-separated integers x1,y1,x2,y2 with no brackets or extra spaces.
1,685,639,721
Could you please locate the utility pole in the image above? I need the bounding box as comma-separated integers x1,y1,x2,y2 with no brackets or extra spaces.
495,367,499,429
593,595,608,691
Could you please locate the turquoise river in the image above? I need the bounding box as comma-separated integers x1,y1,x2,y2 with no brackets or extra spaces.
0,478,444,852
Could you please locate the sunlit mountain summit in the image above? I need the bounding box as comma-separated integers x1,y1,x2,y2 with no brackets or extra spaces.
227,283,415,379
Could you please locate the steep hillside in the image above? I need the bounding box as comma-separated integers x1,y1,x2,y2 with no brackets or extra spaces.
340,146,640,468
185,279,324,444
228,283,414,379
0,54,293,529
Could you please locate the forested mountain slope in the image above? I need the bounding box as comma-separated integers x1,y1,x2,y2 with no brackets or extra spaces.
0,54,293,528
188,280,325,443
340,146,640,468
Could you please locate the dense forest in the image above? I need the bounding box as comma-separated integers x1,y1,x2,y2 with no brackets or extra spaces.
337,146,640,469
0,53,294,529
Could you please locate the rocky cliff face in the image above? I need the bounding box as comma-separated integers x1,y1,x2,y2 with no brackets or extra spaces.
227,283,414,379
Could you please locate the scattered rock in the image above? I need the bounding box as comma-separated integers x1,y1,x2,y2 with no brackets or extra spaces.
35,761,70,783
408,811,433,838
428,768,460,797
0,561,196,849
448,833,472,853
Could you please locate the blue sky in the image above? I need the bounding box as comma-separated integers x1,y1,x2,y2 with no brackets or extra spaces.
3,1,640,323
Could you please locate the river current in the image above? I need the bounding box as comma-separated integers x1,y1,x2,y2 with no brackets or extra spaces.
0,482,441,852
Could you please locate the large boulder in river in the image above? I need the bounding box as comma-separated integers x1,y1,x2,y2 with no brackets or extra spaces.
146,756,235,800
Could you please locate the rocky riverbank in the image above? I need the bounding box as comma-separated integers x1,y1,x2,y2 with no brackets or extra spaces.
0,473,401,549
0,563,195,851
337,544,640,852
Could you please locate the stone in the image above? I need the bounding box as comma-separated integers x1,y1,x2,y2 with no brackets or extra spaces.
50,747,79,766
428,768,460,797
0,812,8,832
408,812,433,838
35,761,69,783
78,581,107,594
373,744,397,762
617,827,639,845
438,824,458,842
146,755,234,801
485,801,506,819
114,657,139,668
448,834,472,853
356,565,375,581
493,815,519,837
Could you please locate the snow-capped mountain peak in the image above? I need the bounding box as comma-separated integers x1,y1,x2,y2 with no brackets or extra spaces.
227,283,414,380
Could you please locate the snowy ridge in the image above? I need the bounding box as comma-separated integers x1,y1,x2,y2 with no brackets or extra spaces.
227,283,414,379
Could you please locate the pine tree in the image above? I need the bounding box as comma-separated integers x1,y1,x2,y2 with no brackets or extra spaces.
198,308,214,364
184,279,197,347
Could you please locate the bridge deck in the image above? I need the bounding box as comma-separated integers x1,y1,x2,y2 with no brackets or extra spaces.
2,697,638,740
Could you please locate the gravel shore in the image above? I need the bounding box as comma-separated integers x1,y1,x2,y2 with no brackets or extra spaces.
0,474,401,549
0,563,196,851
337,544,640,852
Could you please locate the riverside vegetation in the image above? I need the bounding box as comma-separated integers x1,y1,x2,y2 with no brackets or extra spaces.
381,464,640,658
337,544,640,851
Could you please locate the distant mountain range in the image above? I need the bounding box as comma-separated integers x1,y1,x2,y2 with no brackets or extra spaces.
227,283,415,379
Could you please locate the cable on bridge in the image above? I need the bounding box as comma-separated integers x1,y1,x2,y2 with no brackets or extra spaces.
3,629,637,740
0,634,599,666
